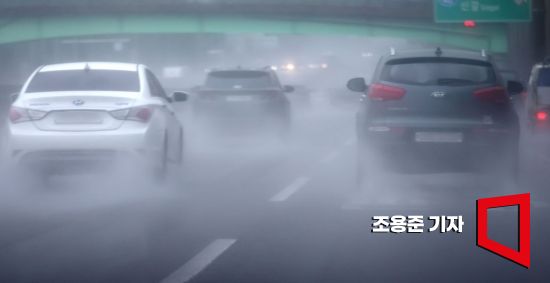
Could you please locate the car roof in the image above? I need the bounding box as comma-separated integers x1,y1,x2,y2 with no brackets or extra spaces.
533,61,550,70
39,62,139,72
209,68,270,73
381,48,490,62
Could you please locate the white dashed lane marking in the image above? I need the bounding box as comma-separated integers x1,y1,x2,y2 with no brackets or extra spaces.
161,239,237,283
269,177,310,202
320,150,341,164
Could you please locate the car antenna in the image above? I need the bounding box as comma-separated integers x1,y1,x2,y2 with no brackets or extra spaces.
84,63,91,72
390,47,396,56
435,47,442,57
481,49,487,57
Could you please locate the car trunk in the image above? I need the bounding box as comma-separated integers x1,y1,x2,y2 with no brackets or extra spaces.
22,92,137,131
197,89,280,102
368,82,505,128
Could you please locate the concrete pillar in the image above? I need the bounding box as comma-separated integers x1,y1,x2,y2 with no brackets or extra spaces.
545,0,550,56
506,0,548,82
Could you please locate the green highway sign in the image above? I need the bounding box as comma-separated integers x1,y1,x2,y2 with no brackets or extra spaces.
434,0,532,23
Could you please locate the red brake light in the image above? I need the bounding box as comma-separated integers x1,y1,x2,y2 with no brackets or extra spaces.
9,107,23,123
110,106,153,123
135,108,152,122
368,83,406,101
464,20,476,28
536,111,548,121
7,107,47,123
473,86,508,103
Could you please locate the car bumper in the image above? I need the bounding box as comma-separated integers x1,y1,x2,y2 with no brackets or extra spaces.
193,104,288,133
6,122,163,169
358,125,518,155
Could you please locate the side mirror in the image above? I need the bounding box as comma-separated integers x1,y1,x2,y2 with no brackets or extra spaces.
347,77,367,92
283,85,294,93
9,92,18,103
507,80,524,95
172,91,189,102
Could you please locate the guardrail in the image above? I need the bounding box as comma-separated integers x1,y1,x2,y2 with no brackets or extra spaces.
0,0,432,19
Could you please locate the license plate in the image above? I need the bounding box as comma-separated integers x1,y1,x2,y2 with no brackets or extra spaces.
414,132,463,143
226,96,252,102
54,111,104,125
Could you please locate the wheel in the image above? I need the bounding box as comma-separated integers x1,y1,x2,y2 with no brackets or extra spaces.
276,115,291,143
477,141,519,189
503,145,519,187
19,166,51,190
154,135,168,184
356,142,374,191
176,128,184,166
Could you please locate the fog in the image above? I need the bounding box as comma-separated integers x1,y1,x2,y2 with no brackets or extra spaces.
0,30,549,283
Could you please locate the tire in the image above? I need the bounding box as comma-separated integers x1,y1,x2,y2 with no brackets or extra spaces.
477,142,519,188
176,129,184,166
277,115,291,143
356,142,374,191
20,167,51,190
154,135,168,184
503,146,519,187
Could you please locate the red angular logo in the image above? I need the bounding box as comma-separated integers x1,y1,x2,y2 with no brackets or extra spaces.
477,193,530,268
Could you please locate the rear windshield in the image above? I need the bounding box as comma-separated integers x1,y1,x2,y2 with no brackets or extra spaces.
381,58,495,86
26,70,140,92
538,68,550,87
204,71,277,89
537,68,550,105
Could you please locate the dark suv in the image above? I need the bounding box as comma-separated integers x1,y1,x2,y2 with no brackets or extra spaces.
193,68,293,138
347,48,524,187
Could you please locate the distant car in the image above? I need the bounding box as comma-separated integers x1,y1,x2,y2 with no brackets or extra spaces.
347,48,523,187
6,62,187,182
523,58,550,149
193,68,293,138
287,84,312,108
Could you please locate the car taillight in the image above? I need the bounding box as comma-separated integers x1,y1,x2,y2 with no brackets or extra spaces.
110,106,153,123
9,108,23,123
473,86,508,103
134,107,152,122
9,107,47,123
368,83,406,101
535,110,548,121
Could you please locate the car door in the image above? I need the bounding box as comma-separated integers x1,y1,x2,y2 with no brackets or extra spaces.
269,71,290,117
145,69,181,161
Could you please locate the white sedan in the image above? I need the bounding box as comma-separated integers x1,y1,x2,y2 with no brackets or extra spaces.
6,62,187,181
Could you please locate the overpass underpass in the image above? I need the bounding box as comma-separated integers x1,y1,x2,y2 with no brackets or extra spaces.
0,15,507,52
0,14,508,100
